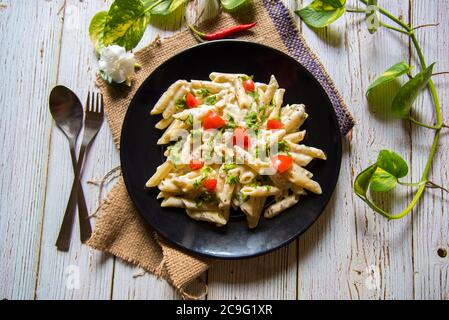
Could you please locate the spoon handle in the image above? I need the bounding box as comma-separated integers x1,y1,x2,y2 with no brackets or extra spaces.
55,143,80,251
56,143,91,250
68,145,92,243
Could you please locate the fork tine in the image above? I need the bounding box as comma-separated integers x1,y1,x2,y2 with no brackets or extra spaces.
99,93,104,115
91,91,95,112
96,93,100,113
86,91,90,112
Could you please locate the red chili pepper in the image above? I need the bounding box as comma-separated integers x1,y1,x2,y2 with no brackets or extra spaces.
188,22,257,41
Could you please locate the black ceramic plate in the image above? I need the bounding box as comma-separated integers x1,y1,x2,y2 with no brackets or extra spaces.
120,40,342,259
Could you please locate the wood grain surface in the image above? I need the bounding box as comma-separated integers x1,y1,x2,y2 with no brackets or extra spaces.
0,0,447,300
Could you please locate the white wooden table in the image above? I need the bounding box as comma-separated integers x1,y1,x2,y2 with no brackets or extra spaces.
1,0,448,300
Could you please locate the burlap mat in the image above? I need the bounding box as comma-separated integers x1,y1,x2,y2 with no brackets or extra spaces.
87,0,355,299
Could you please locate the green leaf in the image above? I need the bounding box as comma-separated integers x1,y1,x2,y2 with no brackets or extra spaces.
354,164,377,198
366,61,411,96
295,0,346,28
102,0,149,51
89,11,108,52
144,0,188,16
370,167,398,192
365,0,379,34
220,0,250,11
376,149,408,178
391,63,436,119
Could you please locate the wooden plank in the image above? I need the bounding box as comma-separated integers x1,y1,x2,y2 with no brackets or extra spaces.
208,242,297,300
411,0,449,300
297,0,414,299
0,0,65,300
35,0,117,299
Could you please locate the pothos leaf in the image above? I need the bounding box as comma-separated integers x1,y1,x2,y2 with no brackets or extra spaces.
220,0,250,11
365,0,380,34
354,164,377,198
143,0,188,16
295,0,346,28
102,0,149,51
391,63,436,119
366,61,411,97
89,11,108,52
355,149,409,197
376,149,408,179
370,167,398,192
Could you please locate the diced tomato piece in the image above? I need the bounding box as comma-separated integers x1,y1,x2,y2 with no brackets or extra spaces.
271,155,293,173
267,119,284,130
232,127,250,150
189,159,204,171
243,79,255,92
186,92,199,108
202,111,226,129
203,178,217,192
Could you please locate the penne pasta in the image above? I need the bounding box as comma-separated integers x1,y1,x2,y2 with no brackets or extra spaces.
151,80,187,115
146,73,326,228
264,194,300,219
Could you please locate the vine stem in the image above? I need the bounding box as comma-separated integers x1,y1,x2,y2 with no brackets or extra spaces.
409,117,442,130
358,0,443,220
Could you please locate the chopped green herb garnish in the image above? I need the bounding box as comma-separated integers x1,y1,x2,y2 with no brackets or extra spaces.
223,163,237,173
277,141,290,153
226,114,237,129
226,175,239,184
193,166,213,189
248,90,259,101
205,95,217,105
175,95,187,110
185,114,193,126
195,192,218,206
233,192,249,203
195,88,210,98
245,111,259,130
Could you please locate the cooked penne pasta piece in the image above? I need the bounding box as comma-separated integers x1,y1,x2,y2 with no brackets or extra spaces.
241,196,265,228
282,104,308,133
186,209,228,226
157,120,188,145
151,80,187,115
264,194,300,219
284,131,306,143
146,161,174,188
210,72,247,83
268,88,285,119
162,85,189,119
240,185,282,197
285,164,322,194
233,78,252,109
155,117,174,130
290,152,314,167
191,80,231,93
261,75,279,106
287,142,327,160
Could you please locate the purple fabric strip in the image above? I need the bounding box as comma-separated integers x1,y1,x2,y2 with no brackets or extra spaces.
262,0,355,135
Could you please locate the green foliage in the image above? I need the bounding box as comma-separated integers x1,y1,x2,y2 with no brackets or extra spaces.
220,0,250,11
391,63,435,119
295,0,346,28
366,62,412,96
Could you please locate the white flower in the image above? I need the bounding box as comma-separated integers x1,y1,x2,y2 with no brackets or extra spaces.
99,45,136,85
